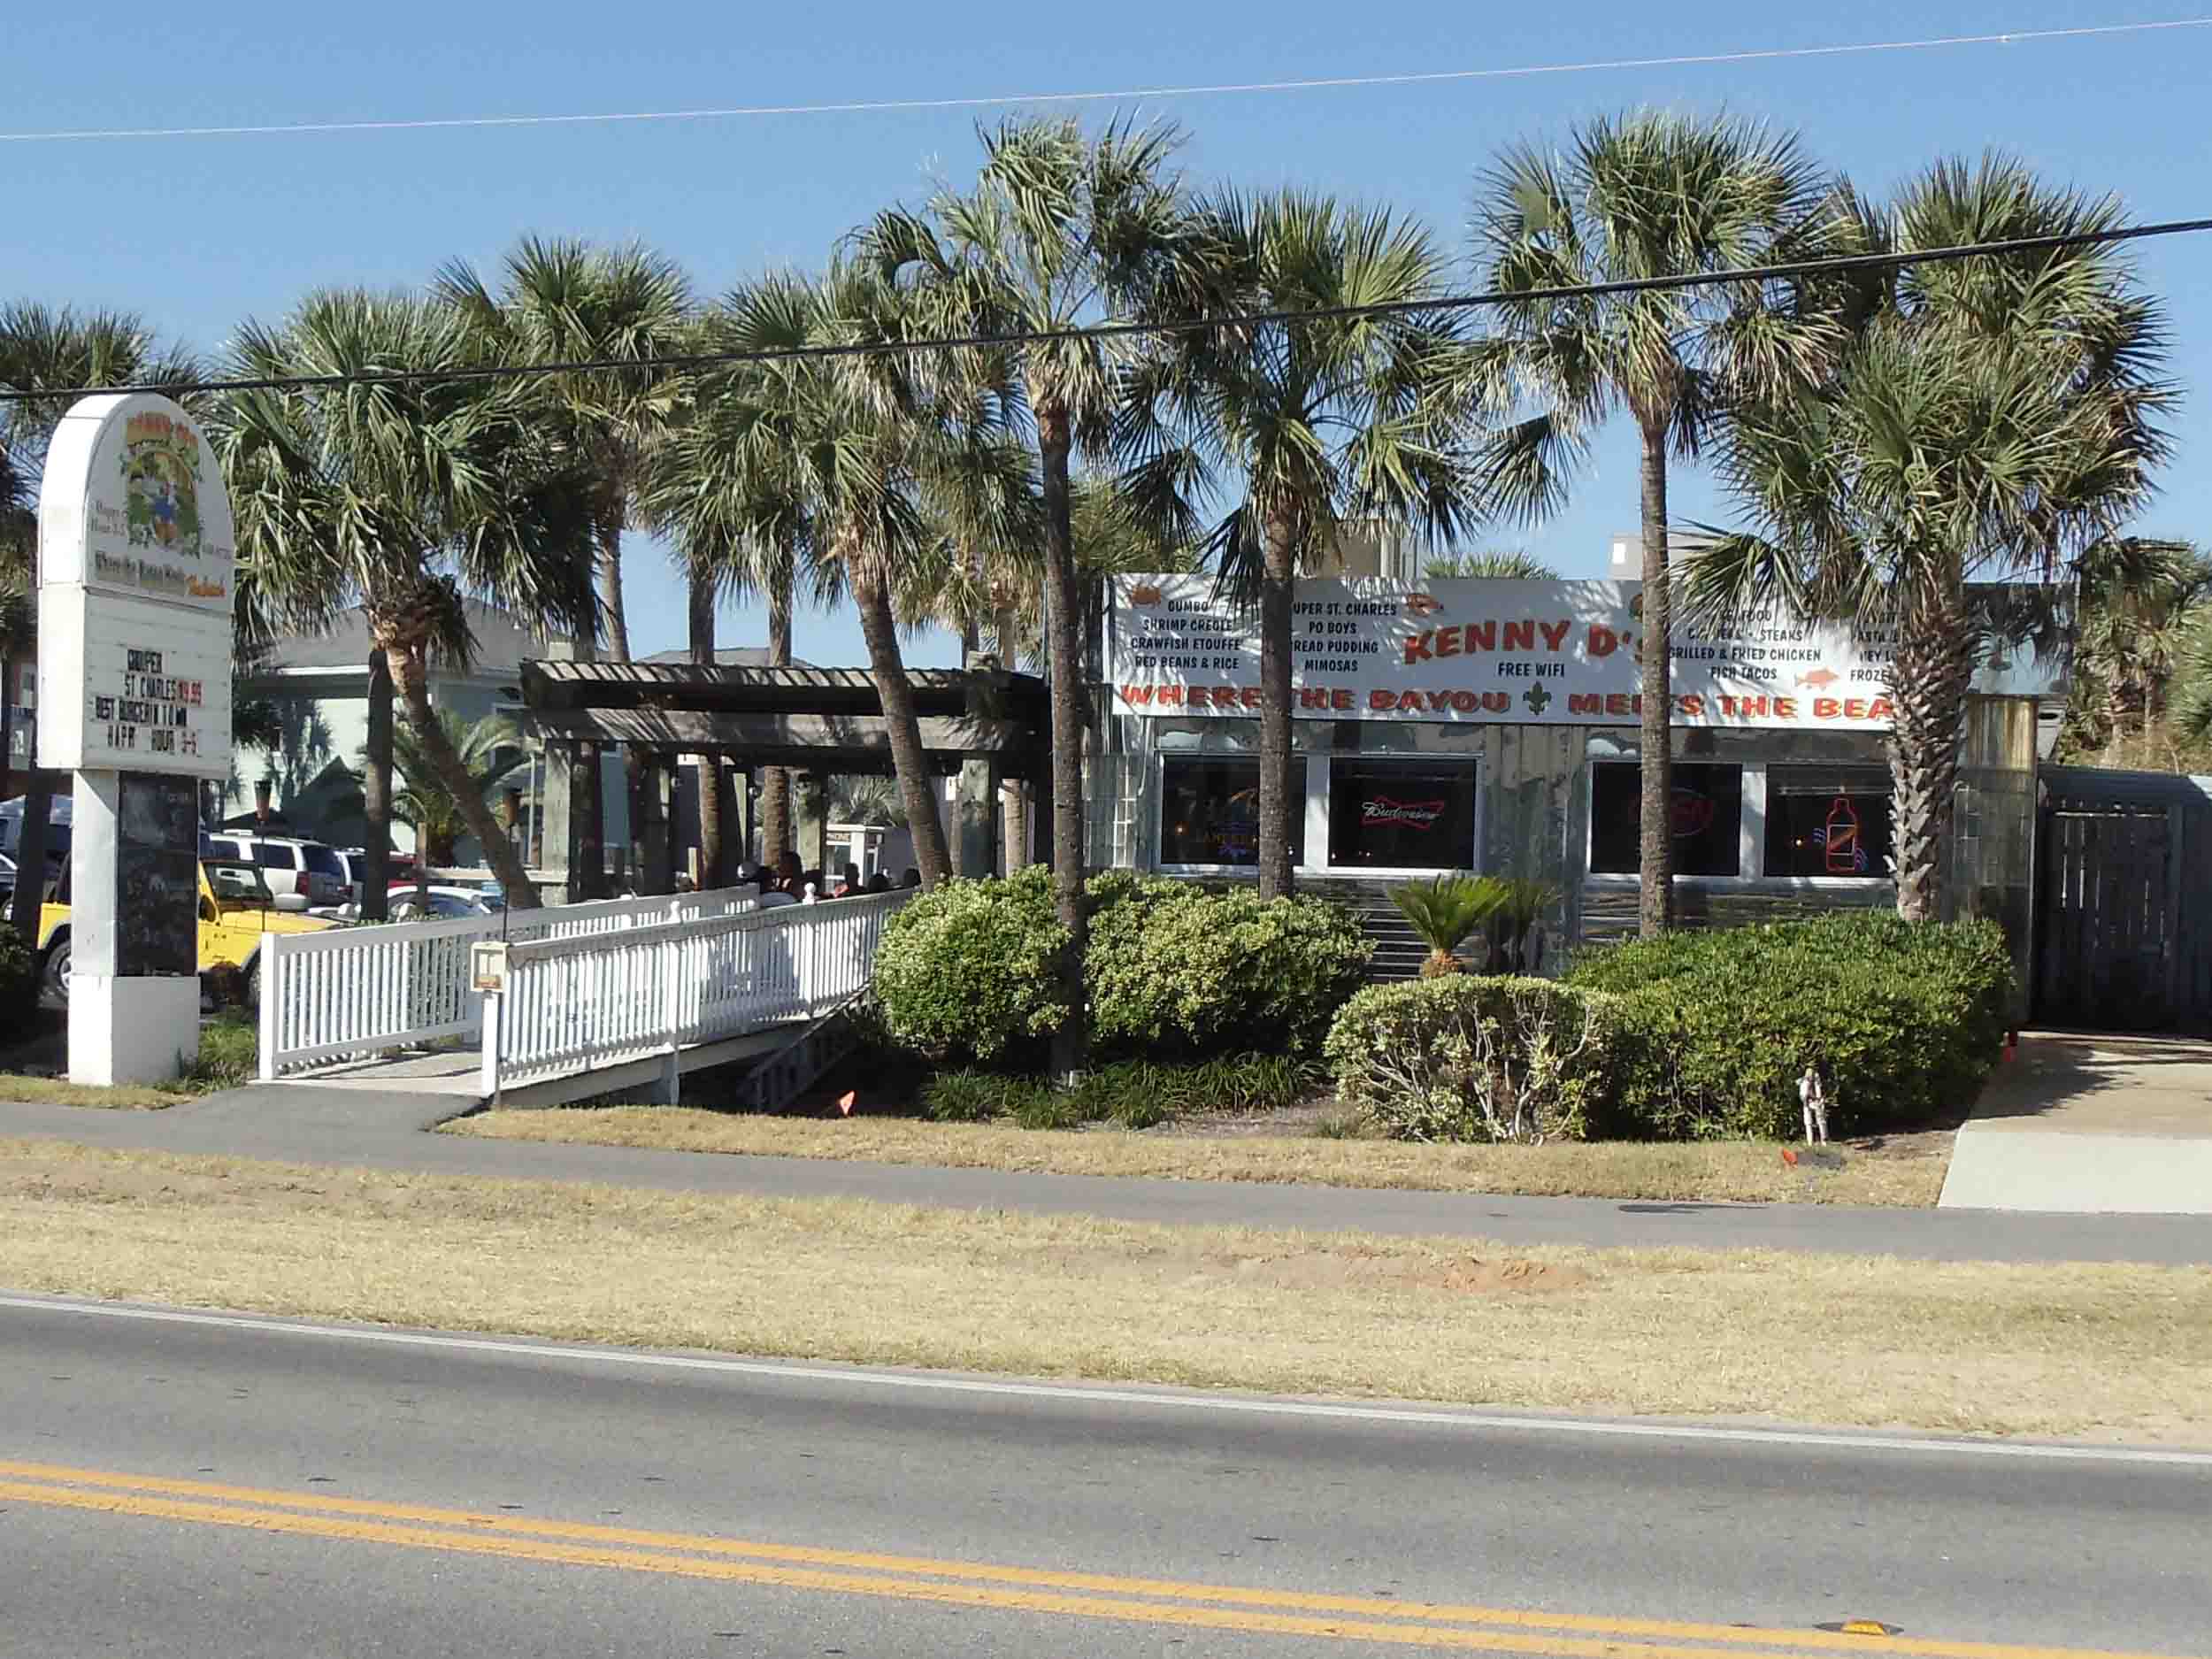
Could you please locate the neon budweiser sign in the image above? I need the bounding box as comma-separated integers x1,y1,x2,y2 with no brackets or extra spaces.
1362,795,1445,829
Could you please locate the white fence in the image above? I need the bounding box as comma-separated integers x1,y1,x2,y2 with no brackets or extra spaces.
257,887,761,1079
480,891,910,1098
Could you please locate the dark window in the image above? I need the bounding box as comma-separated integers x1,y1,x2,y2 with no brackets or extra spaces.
251,842,289,870
302,845,344,878
1158,758,1305,866
1589,762,1743,877
1327,760,1477,871
1764,769,1893,878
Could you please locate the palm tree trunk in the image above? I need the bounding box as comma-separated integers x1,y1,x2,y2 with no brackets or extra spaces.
1257,504,1300,902
385,641,543,909
852,568,951,887
688,564,725,887
1889,582,1975,924
359,652,395,920
1634,414,1675,938
758,576,795,868
597,500,632,664
997,600,1026,871
1037,410,1090,1083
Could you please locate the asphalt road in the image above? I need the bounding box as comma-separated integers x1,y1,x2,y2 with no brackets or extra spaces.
7,1086,2212,1264
3,1292,2207,1659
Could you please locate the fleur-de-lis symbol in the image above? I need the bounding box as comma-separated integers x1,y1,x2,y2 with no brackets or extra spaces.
1524,683,1553,714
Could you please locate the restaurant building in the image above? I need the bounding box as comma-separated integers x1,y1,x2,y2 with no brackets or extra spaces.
1088,572,2060,1000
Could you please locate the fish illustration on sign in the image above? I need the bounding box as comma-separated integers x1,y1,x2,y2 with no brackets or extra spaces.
1795,668,1841,690
1127,582,1164,606
1403,593,1443,616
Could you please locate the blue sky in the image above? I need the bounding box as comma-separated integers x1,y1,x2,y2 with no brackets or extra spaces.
11,1,2209,667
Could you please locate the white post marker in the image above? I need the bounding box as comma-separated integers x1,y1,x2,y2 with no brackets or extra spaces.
36,394,235,1085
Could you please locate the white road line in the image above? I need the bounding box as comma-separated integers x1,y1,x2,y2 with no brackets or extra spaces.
5,1292,2209,1469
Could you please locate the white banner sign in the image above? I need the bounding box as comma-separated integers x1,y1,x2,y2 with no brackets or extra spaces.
38,393,235,780
1110,575,1898,729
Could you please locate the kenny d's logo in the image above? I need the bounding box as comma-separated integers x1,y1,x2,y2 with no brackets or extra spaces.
120,410,204,560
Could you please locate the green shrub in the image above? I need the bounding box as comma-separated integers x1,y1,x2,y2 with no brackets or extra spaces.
922,1053,1320,1131
1324,975,1616,1144
1567,912,2014,1139
876,869,1370,1065
0,929,35,1043
873,867,1069,1064
1087,882,1370,1058
181,1011,258,1093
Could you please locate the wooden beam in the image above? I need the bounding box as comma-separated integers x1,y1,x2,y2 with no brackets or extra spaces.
526,707,1035,757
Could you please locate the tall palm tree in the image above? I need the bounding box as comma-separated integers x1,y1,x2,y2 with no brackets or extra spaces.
435,239,691,664
0,303,201,938
1684,156,2174,921
645,283,854,874
863,115,1221,1077
213,289,600,910
1470,111,1833,937
1133,189,1486,901
700,266,955,884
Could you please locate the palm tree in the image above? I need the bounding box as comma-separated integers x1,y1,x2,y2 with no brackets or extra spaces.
212,289,600,910
645,282,856,874
1423,549,1558,580
2068,538,2209,757
383,710,522,867
1134,189,1486,901
862,114,1220,1078
1471,111,1833,937
1684,157,2175,921
698,266,954,883
435,239,690,664
0,303,200,938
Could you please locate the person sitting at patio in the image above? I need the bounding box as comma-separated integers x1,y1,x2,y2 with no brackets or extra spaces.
833,862,861,898
774,850,804,895
899,867,922,889
864,871,891,895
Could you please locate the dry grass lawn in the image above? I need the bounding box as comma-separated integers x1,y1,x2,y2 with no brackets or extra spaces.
451,1108,1951,1206
0,1074,189,1110
3,1136,2202,1443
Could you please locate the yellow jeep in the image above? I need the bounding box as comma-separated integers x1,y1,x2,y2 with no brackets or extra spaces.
36,856,335,1003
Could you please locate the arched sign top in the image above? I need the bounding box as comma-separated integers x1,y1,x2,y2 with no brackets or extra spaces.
37,391,235,781
37,392,234,615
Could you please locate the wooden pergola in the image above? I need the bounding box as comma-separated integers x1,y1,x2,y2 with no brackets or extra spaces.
518,659,1054,898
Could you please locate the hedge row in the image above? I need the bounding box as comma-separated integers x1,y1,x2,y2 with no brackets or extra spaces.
872,866,1372,1066
1325,913,2013,1144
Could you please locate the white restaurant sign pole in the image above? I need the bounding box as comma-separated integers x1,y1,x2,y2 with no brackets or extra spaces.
36,394,235,1084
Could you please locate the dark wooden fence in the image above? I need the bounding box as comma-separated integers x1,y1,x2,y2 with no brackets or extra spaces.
2035,767,2212,1033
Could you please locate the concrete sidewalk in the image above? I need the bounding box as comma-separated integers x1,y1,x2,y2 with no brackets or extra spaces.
1939,1033,2212,1214
8,1081,2212,1264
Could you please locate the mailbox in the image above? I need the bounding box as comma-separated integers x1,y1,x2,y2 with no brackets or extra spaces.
470,941,510,995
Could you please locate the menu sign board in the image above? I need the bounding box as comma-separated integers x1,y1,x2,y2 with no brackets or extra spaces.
1110,575,1899,730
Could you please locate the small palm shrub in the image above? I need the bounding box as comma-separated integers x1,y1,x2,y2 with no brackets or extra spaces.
1389,874,1502,977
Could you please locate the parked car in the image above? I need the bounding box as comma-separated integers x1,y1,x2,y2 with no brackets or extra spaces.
388,884,503,921
0,794,72,878
200,832,349,908
0,851,17,910
38,856,334,1004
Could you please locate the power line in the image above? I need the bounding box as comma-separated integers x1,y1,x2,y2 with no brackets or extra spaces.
5,217,2209,406
3,18,2208,142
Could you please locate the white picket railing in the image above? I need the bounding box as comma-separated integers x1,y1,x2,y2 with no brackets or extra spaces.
257,887,761,1079
480,891,910,1098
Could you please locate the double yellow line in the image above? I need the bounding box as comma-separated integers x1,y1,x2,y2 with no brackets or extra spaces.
0,1458,2184,1657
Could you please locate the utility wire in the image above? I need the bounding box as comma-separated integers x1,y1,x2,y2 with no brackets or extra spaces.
2,18,2208,142
5,217,2210,405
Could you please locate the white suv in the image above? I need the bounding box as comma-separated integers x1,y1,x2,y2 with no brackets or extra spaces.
202,832,349,908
